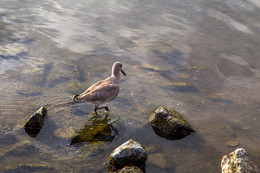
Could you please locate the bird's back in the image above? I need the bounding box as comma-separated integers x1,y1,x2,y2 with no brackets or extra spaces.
76,76,120,104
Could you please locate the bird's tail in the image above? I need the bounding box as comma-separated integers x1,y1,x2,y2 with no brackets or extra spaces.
71,93,80,101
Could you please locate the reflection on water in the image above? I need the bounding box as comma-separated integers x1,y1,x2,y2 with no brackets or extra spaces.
71,112,117,145
0,0,260,172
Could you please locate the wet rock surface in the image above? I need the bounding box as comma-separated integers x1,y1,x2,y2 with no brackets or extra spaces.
149,106,194,140
24,107,47,138
108,139,147,171
221,148,258,173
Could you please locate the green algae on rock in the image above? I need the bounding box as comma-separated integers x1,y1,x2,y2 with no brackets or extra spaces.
149,106,194,140
221,148,258,173
70,112,117,145
108,139,147,171
24,107,47,138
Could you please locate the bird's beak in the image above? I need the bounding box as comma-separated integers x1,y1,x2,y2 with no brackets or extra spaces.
121,69,126,76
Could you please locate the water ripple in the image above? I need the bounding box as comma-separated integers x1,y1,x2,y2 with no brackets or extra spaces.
207,9,253,35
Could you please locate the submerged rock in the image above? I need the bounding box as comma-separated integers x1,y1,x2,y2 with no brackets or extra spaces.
221,148,258,173
24,107,47,138
149,106,194,140
70,112,117,145
108,139,147,171
116,166,143,173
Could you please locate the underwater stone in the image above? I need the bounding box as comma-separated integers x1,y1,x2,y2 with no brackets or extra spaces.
24,107,47,138
221,148,258,173
108,139,147,170
149,106,194,140
117,166,143,173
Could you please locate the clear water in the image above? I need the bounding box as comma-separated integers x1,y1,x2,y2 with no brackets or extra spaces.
0,0,259,172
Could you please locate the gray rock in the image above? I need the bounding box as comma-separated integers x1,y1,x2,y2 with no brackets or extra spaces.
149,106,194,140
24,107,47,138
108,139,147,170
221,148,258,173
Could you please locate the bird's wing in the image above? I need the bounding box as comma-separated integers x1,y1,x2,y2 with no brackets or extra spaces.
78,80,104,97
76,83,119,103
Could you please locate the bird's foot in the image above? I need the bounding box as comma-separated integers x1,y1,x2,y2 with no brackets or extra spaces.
104,106,109,112
94,106,110,113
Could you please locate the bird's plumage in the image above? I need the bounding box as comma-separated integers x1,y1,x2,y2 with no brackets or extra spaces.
74,61,125,113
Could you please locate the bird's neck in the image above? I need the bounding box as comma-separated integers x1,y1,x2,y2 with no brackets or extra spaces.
112,70,120,80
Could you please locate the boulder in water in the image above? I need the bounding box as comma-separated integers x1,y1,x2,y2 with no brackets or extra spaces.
149,106,194,140
221,148,258,173
24,107,47,138
108,139,147,171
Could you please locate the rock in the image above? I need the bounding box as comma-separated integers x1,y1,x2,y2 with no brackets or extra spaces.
24,107,47,138
108,139,147,170
221,148,258,173
149,106,194,140
116,166,143,173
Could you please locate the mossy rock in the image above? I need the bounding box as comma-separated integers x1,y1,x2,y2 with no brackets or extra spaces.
149,106,194,140
108,139,147,170
24,107,47,138
221,148,258,173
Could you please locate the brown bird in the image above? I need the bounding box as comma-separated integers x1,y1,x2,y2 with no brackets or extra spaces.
74,61,126,114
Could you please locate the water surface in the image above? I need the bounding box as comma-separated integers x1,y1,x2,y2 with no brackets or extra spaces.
0,0,260,172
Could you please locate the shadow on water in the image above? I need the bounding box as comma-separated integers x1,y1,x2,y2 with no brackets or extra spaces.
70,59,86,82
71,103,93,117
70,111,118,146
150,125,194,141
40,63,53,87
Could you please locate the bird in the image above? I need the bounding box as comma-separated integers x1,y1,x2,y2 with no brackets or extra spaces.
73,61,126,114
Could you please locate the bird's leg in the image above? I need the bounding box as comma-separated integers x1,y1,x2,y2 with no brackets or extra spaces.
103,106,110,112
95,106,110,112
94,104,99,114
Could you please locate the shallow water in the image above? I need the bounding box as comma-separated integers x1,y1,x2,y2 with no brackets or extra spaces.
0,0,260,172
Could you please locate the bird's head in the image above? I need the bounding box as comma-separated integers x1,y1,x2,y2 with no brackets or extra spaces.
112,61,126,77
